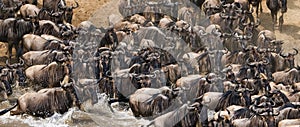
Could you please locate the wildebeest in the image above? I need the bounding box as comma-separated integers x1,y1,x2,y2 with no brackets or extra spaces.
129,86,179,117
0,18,36,62
278,119,300,127
0,71,13,101
0,5,19,19
249,0,262,17
272,68,299,85
266,0,287,31
202,0,221,16
25,61,70,90
99,28,118,50
0,85,77,118
42,0,66,12
22,34,69,53
147,102,201,127
22,50,70,67
40,0,79,24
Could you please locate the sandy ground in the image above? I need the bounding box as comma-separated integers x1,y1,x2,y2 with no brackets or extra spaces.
0,0,300,64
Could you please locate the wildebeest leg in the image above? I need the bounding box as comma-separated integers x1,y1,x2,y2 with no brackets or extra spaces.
200,106,209,127
271,12,276,31
14,41,22,60
259,1,263,13
279,13,284,32
7,42,14,63
3,80,12,95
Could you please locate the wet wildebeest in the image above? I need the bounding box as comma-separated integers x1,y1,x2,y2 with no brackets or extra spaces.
0,82,79,118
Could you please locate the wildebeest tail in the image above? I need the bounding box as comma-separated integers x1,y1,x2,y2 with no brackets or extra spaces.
0,102,18,115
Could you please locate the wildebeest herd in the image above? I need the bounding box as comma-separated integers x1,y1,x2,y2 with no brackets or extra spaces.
0,0,299,126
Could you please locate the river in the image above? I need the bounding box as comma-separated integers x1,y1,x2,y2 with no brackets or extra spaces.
0,93,150,127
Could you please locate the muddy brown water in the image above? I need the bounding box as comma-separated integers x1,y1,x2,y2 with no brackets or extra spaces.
0,0,300,126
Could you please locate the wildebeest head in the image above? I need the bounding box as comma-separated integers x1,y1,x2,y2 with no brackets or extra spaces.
135,74,153,88
215,88,253,111
62,0,79,24
1,6,18,19
146,52,161,70
279,48,298,69
46,10,64,24
268,90,290,106
100,28,118,50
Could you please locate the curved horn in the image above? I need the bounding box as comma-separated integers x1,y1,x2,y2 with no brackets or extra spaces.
246,58,256,66
255,18,261,27
150,71,157,78
218,112,223,120
82,56,89,63
223,47,229,54
272,110,280,116
246,33,253,40
221,3,230,8
1,71,8,77
292,48,298,56
226,109,230,115
262,58,269,65
233,2,242,10
72,0,79,9
58,2,66,9
5,60,13,69
280,51,287,57
219,13,229,19
199,29,208,36
18,58,25,67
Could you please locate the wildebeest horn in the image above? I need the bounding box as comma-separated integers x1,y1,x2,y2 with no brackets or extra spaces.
255,18,261,27
246,88,254,92
246,33,253,39
18,58,25,67
82,56,89,63
72,0,79,9
218,111,223,119
292,48,298,56
246,58,256,66
272,110,280,116
280,51,287,57
199,29,207,36
5,59,13,69
58,3,66,9
212,28,222,36
233,2,242,10
233,32,241,39
221,3,231,8
219,13,229,19
0,71,8,77
221,33,232,38
262,58,269,65
226,109,230,115
222,47,229,54
150,72,157,78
